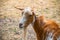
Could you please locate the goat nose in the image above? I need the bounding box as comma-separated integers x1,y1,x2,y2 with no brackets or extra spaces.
19,23,23,28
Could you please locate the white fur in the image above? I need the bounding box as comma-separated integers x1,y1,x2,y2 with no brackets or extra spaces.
23,7,32,15
19,15,26,24
46,32,53,40
19,7,33,27
57,36,60,40
19,7,32,24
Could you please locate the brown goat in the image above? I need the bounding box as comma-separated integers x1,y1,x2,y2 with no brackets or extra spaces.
18,7,60,40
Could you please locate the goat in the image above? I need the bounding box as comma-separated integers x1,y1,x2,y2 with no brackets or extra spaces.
15,7,60,40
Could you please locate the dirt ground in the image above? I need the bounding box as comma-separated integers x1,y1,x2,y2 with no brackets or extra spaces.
0,0,60,40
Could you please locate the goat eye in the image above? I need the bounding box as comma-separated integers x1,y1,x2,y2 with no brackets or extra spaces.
22,12,24,15
29,15,32,16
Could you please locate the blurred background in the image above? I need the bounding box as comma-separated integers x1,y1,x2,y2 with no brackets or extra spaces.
0,0,60,40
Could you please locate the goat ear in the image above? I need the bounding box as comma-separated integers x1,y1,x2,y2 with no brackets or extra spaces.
15,7,24,11
32,11,35,16
19,8,24,10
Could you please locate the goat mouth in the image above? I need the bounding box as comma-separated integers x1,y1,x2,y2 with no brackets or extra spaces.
19,26,26,29
19,25,23,29
19,26,23,28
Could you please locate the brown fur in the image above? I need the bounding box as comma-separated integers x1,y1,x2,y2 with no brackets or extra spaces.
33,16,60,40
19,7,60,40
